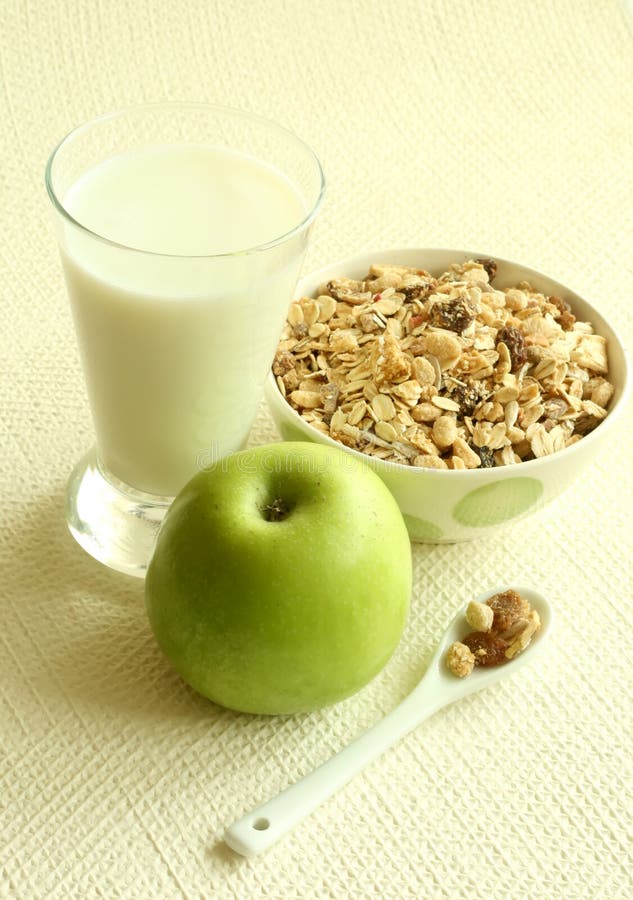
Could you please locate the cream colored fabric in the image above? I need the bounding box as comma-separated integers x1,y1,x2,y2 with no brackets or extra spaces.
2,1,632,897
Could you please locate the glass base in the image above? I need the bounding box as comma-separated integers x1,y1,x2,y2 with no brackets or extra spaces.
65,448,173,578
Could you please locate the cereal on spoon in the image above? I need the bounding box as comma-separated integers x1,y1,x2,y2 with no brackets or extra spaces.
445,589,542,678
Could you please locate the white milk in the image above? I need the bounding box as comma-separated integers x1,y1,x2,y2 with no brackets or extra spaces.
61,144,307,496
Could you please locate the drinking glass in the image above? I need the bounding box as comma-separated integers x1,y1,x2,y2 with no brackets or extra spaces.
46,103,324,577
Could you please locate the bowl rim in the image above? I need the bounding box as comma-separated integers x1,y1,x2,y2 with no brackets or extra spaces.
266,246,631,479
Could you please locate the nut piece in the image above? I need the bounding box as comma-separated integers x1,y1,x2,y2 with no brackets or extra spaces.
465,600,494,632
452,437,482,469
423,332,462,370
445,642,475,678
505,609,541,659
432,415,457,452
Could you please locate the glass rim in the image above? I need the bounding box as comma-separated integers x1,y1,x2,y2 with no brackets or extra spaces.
44,101,326,260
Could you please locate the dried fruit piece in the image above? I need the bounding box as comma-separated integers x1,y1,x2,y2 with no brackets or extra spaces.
549,295,576,331
571,334,608,374
272,350,296,377
359,312,385,333
462,631,509,667
292,322,309,339
325,279,356,302
474,257,498,280
449,382,485,417
497,326,528,372
400,280,432,301
320,382,340,421
282,370,299,392
428,296,476,334
486,589,530,635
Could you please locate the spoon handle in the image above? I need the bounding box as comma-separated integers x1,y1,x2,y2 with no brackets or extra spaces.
224,680,441,857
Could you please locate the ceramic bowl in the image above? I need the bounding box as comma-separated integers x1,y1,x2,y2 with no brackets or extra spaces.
265,248,630,542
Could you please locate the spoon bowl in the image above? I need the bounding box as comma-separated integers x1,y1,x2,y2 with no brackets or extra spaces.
423,584,553,703
224,584,553,857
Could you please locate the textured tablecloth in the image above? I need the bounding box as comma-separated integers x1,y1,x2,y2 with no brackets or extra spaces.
2,1,632,897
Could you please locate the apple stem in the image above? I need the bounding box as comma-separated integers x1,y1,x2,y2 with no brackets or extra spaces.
263,498,291,522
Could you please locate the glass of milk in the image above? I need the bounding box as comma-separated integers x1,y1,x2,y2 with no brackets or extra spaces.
46,103,324,577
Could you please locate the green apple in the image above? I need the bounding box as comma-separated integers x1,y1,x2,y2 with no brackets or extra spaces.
145,442,411,715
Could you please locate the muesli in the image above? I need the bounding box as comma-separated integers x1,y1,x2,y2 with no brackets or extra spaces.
273,259,613,469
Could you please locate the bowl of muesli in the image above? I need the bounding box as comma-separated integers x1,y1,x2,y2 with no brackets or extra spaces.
265,248,629,542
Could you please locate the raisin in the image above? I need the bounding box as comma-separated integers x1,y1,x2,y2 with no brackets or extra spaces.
428,297,475,334
486,589,530,634
497,326,527,372
472,444,495,468
549,295,576,331
475,257,498,281
462,631,508,667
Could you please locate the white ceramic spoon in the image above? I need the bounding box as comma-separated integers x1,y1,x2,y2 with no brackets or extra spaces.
224,584,552,857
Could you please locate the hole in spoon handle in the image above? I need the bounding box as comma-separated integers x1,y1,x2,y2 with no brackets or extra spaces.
224,687,439,857
224,811,284,858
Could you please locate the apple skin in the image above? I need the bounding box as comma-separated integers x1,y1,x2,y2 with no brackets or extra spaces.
145,442,412,715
